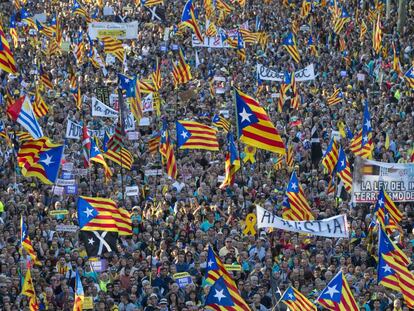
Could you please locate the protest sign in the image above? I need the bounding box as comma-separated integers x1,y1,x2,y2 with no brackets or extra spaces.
66,120,115,140
52,186,64,196
83,297,93,310
95,86,111,105
65,185,78,195
49,210,69,216
256,63,317,82
173,272,193,289
89,258,108,272
56,225,79,232
142,93,154,112
256,206,349,238
125,186,139,196
88,21,139,40
56,179,76,186
91,97,118,118
352,158,414,203
62,162,74,172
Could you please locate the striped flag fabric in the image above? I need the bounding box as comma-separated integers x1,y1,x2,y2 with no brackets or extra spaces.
350,100,373,159
21,268,39,311
219,133,240,189
300,0,312,17
181,0,203,42
235,88,285,154
82,124,91,168
73,31,85,64
148,134,161,154
77,196,132,235
239,28,260,44
212,114,231,132
140,0,164,7
333,7,350,34
176,120,219,151
278,72,291,112
336,146,352,193
151,58,162,91
90,137,112,181
316,271,359,311
21,216,42,266
360,19,367,41
286,144,294,168
280,286,317,311
216,0,233,15
18,138,64,184
204,276,249,311
7,95,43,139
282,32,300,63
72,0,91,22
9,14,18,48
290,72,300,110
404,67,414,89
392,42,402,76
374,189,402,234
106,120,124,152
36,20,54,38
118,74,143,125
378,227,414,308
20,8,37,29
283,171,314,221
102,132,133,170
100,36,125,62
160,121,177,179
307,34,318,56
205,246,250,311
326,88,343,106
322,138,339,174
172,48,192,86
237,32,246,62
33,87,48,118
0,21,17,74
205,20,218,37
73,270,84,311
373,14,382,54
39,65,53,89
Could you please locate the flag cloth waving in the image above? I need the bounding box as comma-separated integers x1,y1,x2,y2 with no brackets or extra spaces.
235,88,285,155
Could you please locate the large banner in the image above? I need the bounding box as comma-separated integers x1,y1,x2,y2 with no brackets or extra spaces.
191,28,240,48
352,158,414,203
88,22,139,40
91,97,118,118
256,206,349,238
256,63,317,82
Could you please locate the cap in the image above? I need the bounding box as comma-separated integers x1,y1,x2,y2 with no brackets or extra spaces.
159,298,168,305
150,293,158,299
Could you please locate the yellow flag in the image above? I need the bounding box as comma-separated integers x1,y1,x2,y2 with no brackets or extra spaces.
385,132,390,150
338,121,346,138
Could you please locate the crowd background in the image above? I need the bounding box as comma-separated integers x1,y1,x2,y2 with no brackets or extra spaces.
0,0,414,310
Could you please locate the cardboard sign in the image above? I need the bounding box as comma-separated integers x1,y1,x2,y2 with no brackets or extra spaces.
173,272,193,289
83,297,94,310
56,179,76,186
65,185,78,195
52,186,64,195
144,169,162,176
89,258,108,272
125,186,139,196
49,210,69,216
62,162,74,172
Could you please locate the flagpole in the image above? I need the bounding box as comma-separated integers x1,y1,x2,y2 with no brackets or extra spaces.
117,87,126,206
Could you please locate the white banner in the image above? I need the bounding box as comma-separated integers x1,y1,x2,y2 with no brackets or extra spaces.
256,206,349,238
352,158,414,203
88,21,139,40
91,97,118,118
191,28,239,48
65,119,113,140
256,63,317,82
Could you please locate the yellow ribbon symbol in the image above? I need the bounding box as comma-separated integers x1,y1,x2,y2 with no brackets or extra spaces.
243,213,257,236
243,146,256,163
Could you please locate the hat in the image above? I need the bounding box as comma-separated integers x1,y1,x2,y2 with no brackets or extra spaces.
159,298,168,305
150,293,158,299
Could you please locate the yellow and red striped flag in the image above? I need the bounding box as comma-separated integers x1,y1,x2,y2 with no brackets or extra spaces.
0,22,17,74
100,36,125,62
176,120,219,151
33,87,48,118
281,286,317,311
373,14,382,54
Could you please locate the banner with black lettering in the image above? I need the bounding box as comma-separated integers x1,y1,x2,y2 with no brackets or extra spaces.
256,63,317,82
91,97,118,118
352,157,414,203
256,206,349,238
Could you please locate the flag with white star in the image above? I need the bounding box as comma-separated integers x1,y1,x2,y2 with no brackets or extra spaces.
280,286,316,311
77,196,132,235
349,100,374,159
79,230,118,257
335,146,352,193
176,120,219,151
234,88,285,155
373,189,402,235
284,171,314,221
377,227,414,308
205,276,235,308
315,271,358,311
18,138,63,185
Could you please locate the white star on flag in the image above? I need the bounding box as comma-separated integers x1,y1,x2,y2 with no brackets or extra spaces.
239,108,252,123
181,131,188,139
325,285,339,298
88,238,95,245
214,289,226,302
382,264,392,273
40,154,54,166
84,207,94,218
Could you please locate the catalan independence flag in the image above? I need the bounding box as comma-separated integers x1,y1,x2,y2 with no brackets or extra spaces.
235,88,285,155
140,0,164,7
72,0,91,22
176,120,219,151
378,227,414,308
39,65,53,89
212,114,231,132
73,270,84,311
205,246,250,311
316,271,359,311
322,138,339,174
280,286,317,311
160,121,177,179
100,36,125,62
21,216,42,266
326,88,343,106
21,267,39,311
148,133,161,154
33,87,48,118
90,137,112,181
373,14,382,55
35,20,54,38
349,100,373,159
9,14,18,48
404,66,414,89
0,21,17,74
172,48,192,86
283,171,314,221
333,7,350,34
374,189,402,235
181,0,203,42
219,133,240,189
282,32,300,63
102,132,133,170
18,138,63,184
77,196,132,235
336,146,352,193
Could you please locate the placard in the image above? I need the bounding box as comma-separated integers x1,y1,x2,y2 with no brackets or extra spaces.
173,272,193,289
256,63,317,82
56,225,79,232
49,210,69,216
125,186,139,196
88,21,139,40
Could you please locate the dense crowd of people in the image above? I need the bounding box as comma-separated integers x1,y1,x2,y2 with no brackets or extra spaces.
0,0,414,310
